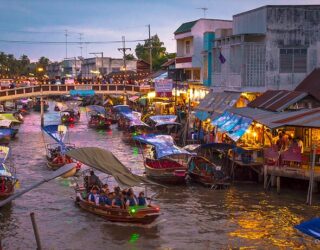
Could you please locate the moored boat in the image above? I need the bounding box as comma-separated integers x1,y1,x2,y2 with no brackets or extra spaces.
61,110,80,124
33,99,49,112
187,155,230,188
134,134,192,184
0,146,17,199
86,105,111,130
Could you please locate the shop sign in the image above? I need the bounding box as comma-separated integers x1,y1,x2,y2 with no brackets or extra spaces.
155,79,173,97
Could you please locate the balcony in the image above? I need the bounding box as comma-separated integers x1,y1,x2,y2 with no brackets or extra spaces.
175,56,192,69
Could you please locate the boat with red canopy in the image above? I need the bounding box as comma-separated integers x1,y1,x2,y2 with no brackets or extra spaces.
0,146,17,199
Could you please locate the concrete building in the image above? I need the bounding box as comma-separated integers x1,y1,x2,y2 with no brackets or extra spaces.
174,19,233,84
212,5,320,92
61,59,82,78
46,62,62,79
81,57,138,79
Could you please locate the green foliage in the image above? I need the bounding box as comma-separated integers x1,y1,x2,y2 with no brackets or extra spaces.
0,52,50,77
125,53,135,60
135,34,173,71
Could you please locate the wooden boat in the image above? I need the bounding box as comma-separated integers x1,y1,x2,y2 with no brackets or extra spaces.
144,158,187,184
61,110,80,125
134,134,192,184
65,147,161,224
75,188,160,224
148,115,181,140
0,146,17,199
33,100,49,112
88,114,111,129
187,156,230,188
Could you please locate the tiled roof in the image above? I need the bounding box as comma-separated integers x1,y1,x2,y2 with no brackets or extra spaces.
248,90,307,112
174,20,197,35
295,68,320,101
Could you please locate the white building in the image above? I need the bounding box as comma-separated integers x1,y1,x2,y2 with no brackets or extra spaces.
212,5,320,92
81,57,138,79
174,19,232,83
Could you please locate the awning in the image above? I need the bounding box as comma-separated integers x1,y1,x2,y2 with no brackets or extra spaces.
195,110,210,121
128,95,140,102
295,218,320,240
212,111,252,141
0,114,21,123
66,147,159,188
196,91,241,117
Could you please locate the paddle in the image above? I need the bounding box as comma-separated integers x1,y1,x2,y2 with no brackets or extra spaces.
0,163,76,208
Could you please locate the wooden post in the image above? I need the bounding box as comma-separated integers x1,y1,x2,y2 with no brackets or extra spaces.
276,176,280,194
40,96,44,127
30,212,42,250
307,145,316,205
271,175,276,187
263,165,268,189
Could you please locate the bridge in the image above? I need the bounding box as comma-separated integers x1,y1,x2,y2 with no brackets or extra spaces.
0,84,151,101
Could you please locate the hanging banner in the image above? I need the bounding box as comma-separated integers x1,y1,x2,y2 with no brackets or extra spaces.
155,79,173,97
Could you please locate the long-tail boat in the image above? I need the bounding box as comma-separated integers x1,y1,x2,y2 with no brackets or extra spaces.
66,147,161,224
0,146,17,199
86,105,111,130
134,134,192,184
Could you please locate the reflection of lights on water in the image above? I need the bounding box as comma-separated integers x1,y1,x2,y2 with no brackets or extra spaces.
129,233,139,243
69,124,75,129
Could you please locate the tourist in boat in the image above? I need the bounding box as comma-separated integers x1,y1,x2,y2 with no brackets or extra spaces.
88,186,99,205
126,192,137,207
138,192,147,206
88,170,102,190
112,191,125,209
104,192,114,208
101,183,109,194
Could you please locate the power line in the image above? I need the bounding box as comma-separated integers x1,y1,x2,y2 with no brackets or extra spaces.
0,39,146,45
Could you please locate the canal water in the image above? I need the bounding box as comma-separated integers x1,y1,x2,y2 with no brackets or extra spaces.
0,103,319,249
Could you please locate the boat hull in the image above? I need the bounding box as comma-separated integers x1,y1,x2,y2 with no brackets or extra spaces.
0,179,15,199
145,158,187,184
47,161,78,177
75,199,160,224
33,104,49,112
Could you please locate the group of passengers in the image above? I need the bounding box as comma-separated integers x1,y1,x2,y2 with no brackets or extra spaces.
86,171,147,209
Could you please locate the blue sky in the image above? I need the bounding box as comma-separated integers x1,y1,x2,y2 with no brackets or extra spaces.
0,0,319,62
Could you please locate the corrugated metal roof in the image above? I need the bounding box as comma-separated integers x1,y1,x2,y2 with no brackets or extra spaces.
196,91,241,115
295,68,320,101
248,90,307,111
229,107,320,129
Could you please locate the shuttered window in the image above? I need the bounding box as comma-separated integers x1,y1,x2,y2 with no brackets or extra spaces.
280,48,307,73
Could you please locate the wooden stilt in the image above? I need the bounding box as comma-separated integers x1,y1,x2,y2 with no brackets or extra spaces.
263,165,268,189
40,96,44,127
30,212,42,250
276,176,280,194
307,145,316,205
271,175,276,187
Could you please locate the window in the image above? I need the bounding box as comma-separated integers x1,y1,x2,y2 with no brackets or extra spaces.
193,69,200,81
185,69,192,80
185,40,191,55
213,48,221,73
280,48,307,73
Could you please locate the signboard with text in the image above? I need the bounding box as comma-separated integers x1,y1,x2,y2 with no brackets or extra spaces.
155,79,173,97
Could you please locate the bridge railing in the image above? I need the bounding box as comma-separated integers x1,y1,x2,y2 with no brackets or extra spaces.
0,84,153,100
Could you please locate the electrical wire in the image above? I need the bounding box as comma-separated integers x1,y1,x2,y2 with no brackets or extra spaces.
0,39,147,45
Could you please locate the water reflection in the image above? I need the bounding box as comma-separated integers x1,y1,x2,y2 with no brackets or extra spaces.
0,104,319,249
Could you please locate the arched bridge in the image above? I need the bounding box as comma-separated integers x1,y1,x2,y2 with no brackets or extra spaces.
0,84,151,101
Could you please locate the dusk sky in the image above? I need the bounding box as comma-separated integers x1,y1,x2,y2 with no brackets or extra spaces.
0,0,319,62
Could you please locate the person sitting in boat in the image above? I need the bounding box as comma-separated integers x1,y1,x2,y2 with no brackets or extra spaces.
87,170,102,191
101,183,109,194
126,192,137,207
104,192,114,208
114,186,121,196
87,186,99,205
112,191,125,209
138,192,147,206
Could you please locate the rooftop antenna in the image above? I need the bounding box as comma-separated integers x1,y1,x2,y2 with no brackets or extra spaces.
197,7,208,18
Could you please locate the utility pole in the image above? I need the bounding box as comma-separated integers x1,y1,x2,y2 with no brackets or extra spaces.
117,36,131,105
65,30,68,58
79,33,83,58
148,24,152,73
197,7,208,18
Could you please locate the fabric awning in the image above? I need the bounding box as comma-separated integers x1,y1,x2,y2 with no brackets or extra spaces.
212,111,252,141
66,147,159,188
195,110,210,121
128,95,140,102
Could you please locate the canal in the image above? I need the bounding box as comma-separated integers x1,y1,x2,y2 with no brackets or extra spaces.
0,103,319,249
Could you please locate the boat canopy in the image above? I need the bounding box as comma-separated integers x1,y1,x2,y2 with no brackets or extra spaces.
149,115,180,127
295,218,320,240
134,134,192,159
0,120,13,128
113,105,131,114
86,105,106,115
122,112,149,128
0,146,12,178
0,114,21,123
42,125,67,144
0,129,12,139
56,101,80,112
66,147,158,187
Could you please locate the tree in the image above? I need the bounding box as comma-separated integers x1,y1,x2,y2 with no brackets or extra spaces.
135,34,171,71
36,56,50,74
125,54,135,60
